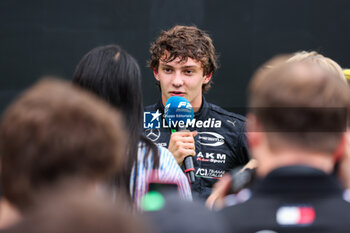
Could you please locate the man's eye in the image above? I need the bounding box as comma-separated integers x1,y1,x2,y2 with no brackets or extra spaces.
163,68,172,73
184,70,193,75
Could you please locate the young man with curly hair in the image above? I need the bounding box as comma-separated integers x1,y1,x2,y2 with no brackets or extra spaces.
144,25,254,200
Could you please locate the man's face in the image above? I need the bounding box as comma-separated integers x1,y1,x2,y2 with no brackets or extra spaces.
153,53,212,109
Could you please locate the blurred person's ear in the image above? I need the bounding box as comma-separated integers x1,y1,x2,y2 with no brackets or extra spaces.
246,114,262,150
333,133,348,162
338,131,350,189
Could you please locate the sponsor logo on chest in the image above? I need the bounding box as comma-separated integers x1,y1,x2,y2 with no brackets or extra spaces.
196,151,226,163
197,132,225,147
144,128,161,141
195,168,225,179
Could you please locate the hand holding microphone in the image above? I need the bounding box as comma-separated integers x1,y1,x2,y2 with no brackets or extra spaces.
164,96,196,183
168,131,197,166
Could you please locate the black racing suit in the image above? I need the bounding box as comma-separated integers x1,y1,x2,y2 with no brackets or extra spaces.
143,98,250,200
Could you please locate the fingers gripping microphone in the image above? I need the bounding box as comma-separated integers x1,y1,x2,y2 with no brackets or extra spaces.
164,96,195,183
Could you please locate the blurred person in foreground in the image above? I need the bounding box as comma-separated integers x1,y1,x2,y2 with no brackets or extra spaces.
4,188,150,233
216,56,350,232
338,68,350,196
285,51,350,200
207,51,349,209
73,45,191,209
0,78,126,229
287,52,350,201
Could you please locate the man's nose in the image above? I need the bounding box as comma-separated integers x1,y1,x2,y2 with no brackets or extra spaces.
172,72,184,87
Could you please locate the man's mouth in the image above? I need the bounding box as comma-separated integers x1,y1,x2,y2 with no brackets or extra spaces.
169,91,185,96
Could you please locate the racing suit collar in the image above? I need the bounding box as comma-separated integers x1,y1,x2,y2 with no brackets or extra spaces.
194,96,209,118
156,98,165,113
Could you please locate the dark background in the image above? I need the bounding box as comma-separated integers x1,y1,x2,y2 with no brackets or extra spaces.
1,0,349,114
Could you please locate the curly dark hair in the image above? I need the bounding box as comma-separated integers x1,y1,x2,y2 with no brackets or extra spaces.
148,25,219,92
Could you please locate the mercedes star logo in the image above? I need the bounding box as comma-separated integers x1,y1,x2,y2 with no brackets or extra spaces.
145,129,161,141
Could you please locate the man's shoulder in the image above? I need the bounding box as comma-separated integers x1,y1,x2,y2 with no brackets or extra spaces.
206,102,245,123
144,103,160,112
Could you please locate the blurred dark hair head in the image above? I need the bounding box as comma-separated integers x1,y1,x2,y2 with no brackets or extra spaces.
73,45,159,201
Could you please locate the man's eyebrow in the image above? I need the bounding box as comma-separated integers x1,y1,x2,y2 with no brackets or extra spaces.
159,64,173,67
182,65,199,69
159,63,200,69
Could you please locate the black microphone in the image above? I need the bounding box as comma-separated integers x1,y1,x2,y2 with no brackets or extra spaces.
177,126,196,183
164,96,196,184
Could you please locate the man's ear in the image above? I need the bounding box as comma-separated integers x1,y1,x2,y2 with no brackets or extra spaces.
203,72,213,84
246,114,262,149
153,68,159,81
333,132,348,162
